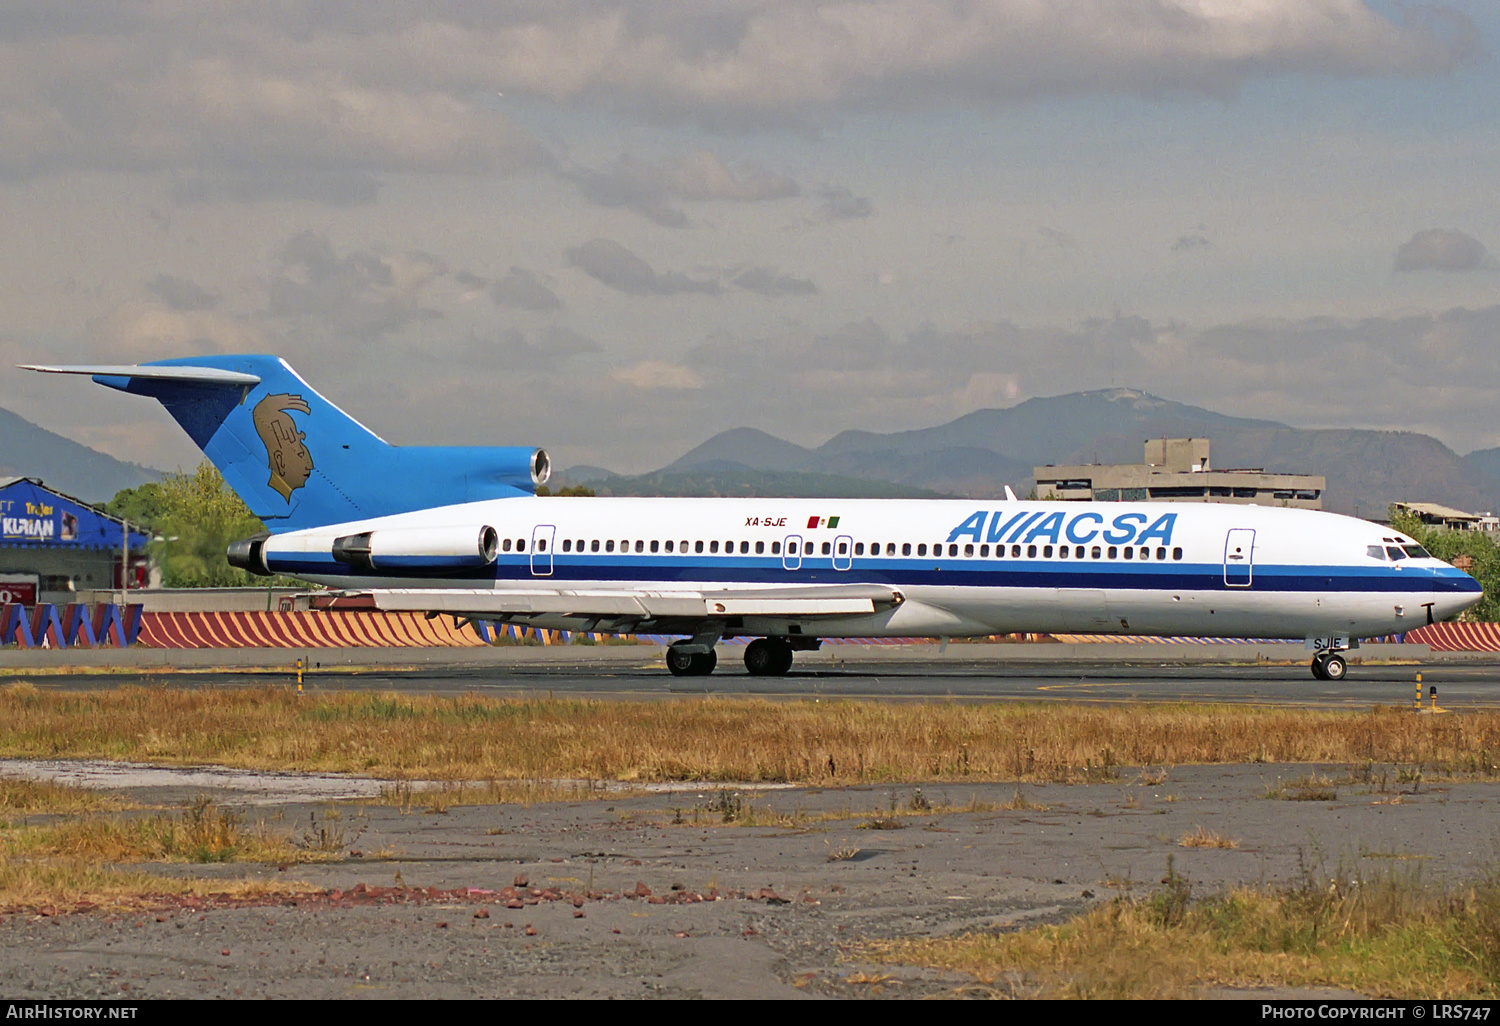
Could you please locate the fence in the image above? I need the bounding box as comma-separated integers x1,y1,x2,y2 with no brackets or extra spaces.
0,603,141,648
5,602,1500,652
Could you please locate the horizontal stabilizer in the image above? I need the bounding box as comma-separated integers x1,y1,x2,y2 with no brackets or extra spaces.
23,353,544,531
20,364,261,386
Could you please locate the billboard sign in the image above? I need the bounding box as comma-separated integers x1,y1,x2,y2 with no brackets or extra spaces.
0,573,39,605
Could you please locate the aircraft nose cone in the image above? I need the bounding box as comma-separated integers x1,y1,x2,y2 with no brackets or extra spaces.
1435,575,1485,621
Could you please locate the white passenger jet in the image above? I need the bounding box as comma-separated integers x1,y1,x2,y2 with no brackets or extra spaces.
24,356,1483,681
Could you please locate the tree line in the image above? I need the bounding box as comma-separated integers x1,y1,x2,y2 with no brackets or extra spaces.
104,462,296,588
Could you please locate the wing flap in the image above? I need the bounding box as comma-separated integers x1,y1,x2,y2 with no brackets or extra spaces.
353,584,901,620
701,596,878,616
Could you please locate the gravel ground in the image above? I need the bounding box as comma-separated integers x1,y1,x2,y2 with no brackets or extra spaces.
2,764,1496,999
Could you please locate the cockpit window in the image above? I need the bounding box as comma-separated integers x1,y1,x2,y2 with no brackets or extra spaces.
1402,544,1431,559
1366,545,1385,560
1385,546,1407,561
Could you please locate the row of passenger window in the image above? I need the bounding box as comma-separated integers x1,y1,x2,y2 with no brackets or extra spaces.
504,536,1186,561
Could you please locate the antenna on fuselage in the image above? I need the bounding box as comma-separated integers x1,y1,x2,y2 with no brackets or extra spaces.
1004,485,1018,501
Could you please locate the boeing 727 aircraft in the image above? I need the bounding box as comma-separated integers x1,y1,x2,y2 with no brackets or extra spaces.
24,355,1483,681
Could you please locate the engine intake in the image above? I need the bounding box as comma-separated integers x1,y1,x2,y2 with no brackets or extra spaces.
530,448,551,487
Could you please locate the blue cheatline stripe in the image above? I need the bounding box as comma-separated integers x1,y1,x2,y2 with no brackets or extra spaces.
503,558,1470,594
276,552,1482,594
280,551,1478,595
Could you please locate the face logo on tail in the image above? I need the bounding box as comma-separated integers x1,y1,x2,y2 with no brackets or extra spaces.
252,393,314,501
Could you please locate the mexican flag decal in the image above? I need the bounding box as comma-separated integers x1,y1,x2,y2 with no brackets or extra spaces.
805,515,841,529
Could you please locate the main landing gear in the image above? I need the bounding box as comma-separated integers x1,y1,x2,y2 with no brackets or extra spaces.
664,637,801,677
1310,651,1347,681
743,637,795,677
666,645,717,677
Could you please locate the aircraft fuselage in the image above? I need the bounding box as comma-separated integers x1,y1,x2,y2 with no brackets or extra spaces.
262,496,1481,642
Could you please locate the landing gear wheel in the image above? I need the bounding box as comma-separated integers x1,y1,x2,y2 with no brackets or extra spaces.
1310,653,1347,681
774,644,795,676
667,646,694,676
744,638,795,676
667,646,718,677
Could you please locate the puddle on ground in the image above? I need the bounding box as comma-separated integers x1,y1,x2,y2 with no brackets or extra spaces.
0,759,794,805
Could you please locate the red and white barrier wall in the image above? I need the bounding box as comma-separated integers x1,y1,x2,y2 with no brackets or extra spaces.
5,601,1500,651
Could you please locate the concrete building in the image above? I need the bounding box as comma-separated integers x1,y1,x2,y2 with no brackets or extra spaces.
1392,502,1500,533
0,477,151,604
1035,439,1325,509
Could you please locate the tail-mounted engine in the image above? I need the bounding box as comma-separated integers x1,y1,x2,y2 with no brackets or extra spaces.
329,525,500,572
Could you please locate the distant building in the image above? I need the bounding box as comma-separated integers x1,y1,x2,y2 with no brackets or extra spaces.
1034,439,1325,509
0,478,152,604
1392,501,1500,533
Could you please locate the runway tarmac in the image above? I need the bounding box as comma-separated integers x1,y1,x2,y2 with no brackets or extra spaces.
10,651,1500,708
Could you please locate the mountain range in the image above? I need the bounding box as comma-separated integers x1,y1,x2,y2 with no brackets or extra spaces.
7,388,1500,518
564,389,1500,518
0,407,163,503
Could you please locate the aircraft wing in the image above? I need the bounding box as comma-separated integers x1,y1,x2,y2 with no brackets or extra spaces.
327,583,903,622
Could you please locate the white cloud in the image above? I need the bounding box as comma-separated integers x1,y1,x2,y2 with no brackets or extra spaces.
731,266,819,297
489,268,565,312
611,360,705,390
819,185,874,220
0,3,1471,181
169,170,383,207
566,239,721,296
266,231,446,339
568,156,691,228
465,327,600,369
81,302,266,361
1394,229,1491,273
475,1,1473,122
145,274,218,312
667,150,798,201
566,149,800,226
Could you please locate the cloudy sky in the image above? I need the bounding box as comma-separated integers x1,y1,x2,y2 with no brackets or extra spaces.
0,1,1496,475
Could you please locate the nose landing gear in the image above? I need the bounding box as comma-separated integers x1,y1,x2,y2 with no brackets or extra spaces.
1311,651,1347,681
1308,636,1354,681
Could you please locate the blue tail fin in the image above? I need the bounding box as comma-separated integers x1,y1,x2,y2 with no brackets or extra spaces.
75,355,544,531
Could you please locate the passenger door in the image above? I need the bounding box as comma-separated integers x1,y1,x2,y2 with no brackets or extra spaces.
1223,528,1255,587
530,525,555,577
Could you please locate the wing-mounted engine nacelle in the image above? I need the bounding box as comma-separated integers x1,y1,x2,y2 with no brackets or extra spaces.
330,525,500,572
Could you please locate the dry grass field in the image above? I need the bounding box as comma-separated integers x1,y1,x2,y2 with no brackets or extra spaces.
0,781,315,913
2,681,1498,784
7,681,1500,993
871,861,1500,998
